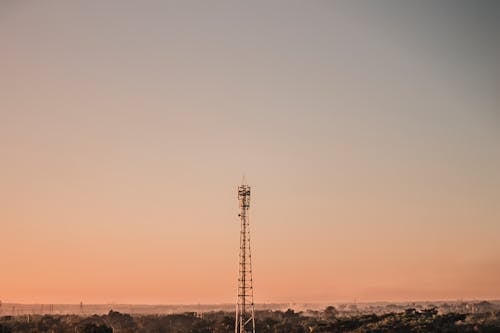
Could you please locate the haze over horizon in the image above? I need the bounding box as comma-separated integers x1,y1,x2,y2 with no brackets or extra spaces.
1,1,499,305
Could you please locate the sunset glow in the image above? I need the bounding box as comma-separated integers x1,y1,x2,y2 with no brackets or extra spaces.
1,1,499,305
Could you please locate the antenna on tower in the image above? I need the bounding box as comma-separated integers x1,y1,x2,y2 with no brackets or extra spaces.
235,181,256,333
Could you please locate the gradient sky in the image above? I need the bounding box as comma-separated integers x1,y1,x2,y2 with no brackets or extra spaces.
1,1,499,304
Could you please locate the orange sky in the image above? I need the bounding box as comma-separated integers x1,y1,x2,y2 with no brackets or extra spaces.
1,1,499,304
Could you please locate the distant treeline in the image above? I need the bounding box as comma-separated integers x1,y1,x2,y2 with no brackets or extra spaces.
1,306,500,332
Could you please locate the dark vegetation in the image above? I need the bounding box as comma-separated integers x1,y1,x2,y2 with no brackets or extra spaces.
1,307,500,332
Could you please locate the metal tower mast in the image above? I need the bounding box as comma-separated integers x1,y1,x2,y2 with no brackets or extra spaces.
236,183,256,333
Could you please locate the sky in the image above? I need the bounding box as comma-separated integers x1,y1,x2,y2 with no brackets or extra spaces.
1,0,499,304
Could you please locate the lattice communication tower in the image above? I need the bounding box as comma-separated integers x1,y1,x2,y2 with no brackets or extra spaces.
235,184,255,333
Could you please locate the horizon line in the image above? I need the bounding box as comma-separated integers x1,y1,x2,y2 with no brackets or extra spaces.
2,299,499,306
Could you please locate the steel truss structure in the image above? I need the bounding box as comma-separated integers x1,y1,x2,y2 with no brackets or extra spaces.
235,184,255,333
